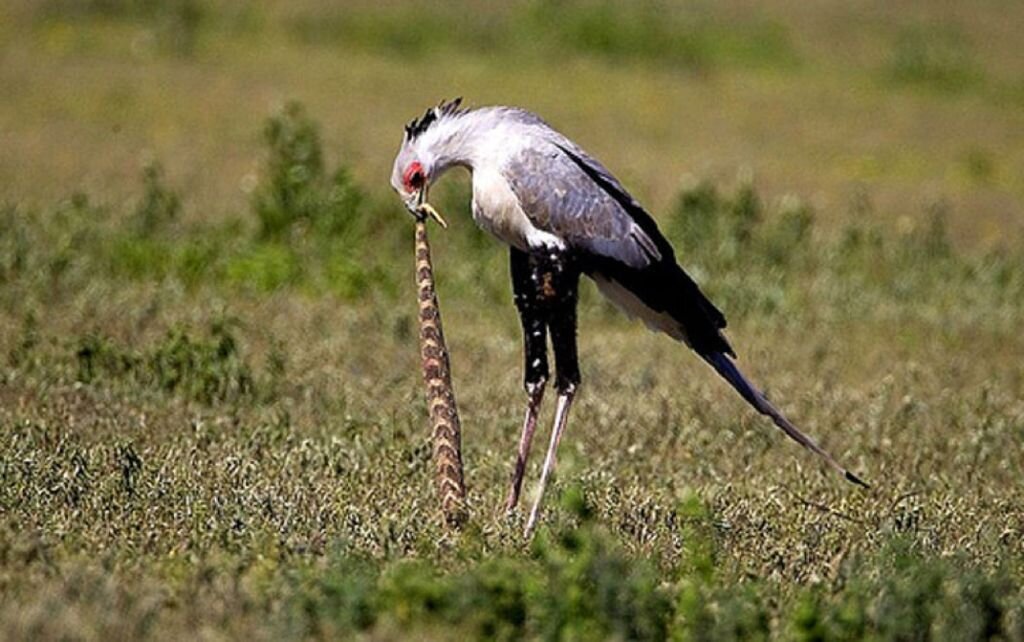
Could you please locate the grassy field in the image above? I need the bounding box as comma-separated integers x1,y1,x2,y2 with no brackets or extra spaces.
1,1,1023,639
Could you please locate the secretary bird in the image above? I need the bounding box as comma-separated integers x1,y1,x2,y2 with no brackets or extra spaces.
391,99,867,536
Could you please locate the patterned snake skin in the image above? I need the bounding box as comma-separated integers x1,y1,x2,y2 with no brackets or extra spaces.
414,218,468,527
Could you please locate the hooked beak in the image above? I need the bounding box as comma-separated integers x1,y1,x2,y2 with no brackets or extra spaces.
404,185,448,228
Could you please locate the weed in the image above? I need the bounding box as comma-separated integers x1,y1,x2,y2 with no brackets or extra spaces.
252,102,365,241
7,312,40,369
159,0,204,56
72,320,259,404
132,162,180,237
882,26,984,94
962,148,996,185
76,334,139,383
148,320,255,403
0,206,31,284
668,178,767,262
225,243,302,292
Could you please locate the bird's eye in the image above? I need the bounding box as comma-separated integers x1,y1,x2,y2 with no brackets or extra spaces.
403,161,425,192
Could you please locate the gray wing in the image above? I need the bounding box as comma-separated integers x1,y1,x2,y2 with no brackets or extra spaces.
503,140,668,269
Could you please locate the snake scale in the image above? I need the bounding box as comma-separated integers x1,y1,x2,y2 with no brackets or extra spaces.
414,217,468,527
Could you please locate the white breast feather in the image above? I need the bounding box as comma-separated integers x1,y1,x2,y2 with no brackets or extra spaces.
471,167,564,252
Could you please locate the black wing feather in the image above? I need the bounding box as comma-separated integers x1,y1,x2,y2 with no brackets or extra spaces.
553,144,732,354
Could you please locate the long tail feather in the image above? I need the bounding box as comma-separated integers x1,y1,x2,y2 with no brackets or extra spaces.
701,351,869,488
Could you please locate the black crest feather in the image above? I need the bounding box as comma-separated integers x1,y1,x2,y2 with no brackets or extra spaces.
404,97,465,141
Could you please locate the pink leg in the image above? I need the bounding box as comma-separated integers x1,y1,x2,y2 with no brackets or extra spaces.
524,389,576,538
505,384,545,511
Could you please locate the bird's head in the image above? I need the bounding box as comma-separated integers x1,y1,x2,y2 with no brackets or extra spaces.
390,145,430,216
391,98,466,217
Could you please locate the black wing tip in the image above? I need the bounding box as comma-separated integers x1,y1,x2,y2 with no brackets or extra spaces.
845,470,870,489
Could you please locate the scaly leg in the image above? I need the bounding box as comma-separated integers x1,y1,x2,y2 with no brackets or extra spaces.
524,388,576,538
505,382,545,511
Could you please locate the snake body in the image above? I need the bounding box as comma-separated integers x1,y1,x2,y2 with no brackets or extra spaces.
414,218,467,527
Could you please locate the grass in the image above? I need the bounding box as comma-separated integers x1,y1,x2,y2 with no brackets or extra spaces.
286,1,799,74
1,1,1024,639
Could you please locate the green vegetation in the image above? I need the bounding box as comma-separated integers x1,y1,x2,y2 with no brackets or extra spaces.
252,102,366,241
1,1,1023,639
881,26,983,94
74,320,259,404
287,2,798,73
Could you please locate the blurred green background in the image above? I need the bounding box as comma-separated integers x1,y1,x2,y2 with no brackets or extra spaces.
1,1,1023,639
3,0,1023,243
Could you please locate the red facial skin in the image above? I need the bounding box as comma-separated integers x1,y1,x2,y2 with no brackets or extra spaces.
402,161,425,193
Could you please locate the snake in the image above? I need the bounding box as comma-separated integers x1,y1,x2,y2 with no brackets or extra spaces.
413,209,467,527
